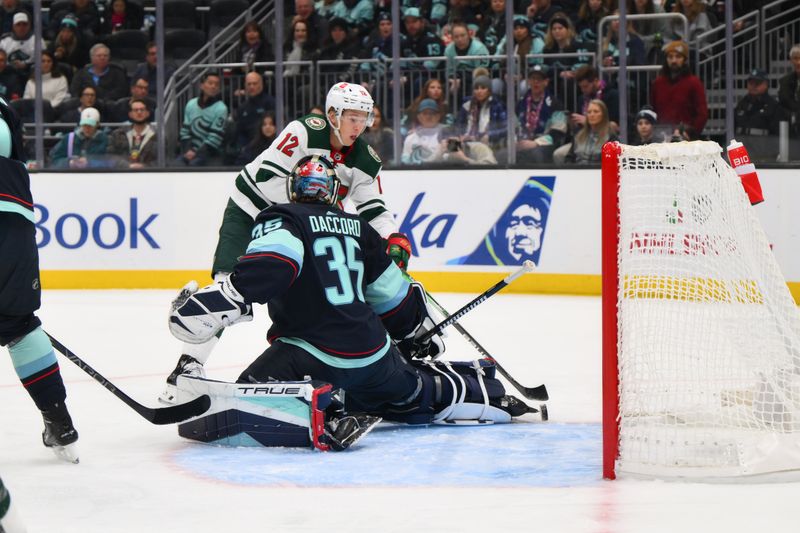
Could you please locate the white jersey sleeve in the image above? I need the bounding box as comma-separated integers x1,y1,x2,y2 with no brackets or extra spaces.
347,168,397,239
229,120,311,218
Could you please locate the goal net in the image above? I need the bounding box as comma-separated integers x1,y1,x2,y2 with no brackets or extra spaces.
602,141,800,480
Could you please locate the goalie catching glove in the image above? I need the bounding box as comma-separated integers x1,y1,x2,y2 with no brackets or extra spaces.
168,276,253,344
396,284,446,360
386,232,412,271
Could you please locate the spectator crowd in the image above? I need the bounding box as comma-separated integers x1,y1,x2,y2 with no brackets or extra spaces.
3,0,798,168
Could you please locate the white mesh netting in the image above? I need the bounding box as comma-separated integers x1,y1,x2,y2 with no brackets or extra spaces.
616,141,800,478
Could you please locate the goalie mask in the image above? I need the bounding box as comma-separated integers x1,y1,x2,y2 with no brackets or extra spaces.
325,82,374,145
287,155,340,205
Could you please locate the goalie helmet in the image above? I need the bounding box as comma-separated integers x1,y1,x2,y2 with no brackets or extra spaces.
325,82,375,130
287,155,340,205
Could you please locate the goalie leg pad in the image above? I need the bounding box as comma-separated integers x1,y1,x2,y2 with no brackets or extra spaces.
176,376,334,450
381,359,511,424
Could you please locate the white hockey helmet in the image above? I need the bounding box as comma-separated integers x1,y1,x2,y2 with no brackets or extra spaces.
325,82,375,129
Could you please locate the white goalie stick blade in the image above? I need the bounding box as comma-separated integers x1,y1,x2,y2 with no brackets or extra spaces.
433,403,511,425
49,442,79,464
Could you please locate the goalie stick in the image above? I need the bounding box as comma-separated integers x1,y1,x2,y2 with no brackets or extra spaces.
418,261,536,343
46,333,211,425
423,292,549,402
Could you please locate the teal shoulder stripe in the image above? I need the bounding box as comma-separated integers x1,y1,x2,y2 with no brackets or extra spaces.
277,335,390,369
0,200,34,223
246,228,304,267
367,264,410,314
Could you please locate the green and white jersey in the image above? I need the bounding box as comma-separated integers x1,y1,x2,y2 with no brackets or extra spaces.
230,114,397,238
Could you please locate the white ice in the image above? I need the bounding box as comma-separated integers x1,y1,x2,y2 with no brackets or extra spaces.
1,290,798,532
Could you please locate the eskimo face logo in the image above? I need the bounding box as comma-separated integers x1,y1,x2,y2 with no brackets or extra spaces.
305,117,326,130
447,177,555,267
505,204,544,261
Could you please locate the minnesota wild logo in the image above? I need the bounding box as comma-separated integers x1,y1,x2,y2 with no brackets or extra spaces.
305,116,326,130
367,145,381,163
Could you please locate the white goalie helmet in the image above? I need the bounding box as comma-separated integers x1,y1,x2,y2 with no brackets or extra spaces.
325,82,375,130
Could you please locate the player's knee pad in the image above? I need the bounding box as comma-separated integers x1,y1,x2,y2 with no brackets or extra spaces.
7,326,57,378
8,326,65,410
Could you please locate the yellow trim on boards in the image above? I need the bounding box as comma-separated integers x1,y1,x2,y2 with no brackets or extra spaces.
39,270,601,295
37,270,800,304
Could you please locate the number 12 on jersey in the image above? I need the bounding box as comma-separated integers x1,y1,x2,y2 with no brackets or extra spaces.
277,133,299,156
313,236,365,306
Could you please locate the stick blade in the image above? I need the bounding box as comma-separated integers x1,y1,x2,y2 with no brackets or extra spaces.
524,384,549,402
147,394,211,425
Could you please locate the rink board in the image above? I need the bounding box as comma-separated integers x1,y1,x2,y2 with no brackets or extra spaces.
29,168,800,299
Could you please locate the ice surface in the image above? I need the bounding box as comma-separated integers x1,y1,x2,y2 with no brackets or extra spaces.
1,290,798,532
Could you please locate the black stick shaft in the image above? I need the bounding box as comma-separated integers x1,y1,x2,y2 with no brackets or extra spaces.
418,261,535,343
46,332,210,425
424,292,548,402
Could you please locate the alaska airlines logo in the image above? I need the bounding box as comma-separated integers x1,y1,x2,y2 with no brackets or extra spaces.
448,177,555,266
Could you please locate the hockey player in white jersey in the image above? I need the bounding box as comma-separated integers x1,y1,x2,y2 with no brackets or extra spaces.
161,83,412,403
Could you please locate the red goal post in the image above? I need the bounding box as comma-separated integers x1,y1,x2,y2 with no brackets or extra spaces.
601,141,800,481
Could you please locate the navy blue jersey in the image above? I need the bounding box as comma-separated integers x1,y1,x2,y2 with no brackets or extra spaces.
231,203,425,369
0,97,34,223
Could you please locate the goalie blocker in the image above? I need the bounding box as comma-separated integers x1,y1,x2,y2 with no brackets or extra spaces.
176,358,546,451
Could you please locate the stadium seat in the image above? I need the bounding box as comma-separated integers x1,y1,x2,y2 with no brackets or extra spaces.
10,99,56,124
106,29,149,76
209,0,250,36
163,0,198,29
164,29,207,61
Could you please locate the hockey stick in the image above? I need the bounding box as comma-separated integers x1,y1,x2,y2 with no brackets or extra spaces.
417,261,536,342
423,292,549,402
46,333,211,425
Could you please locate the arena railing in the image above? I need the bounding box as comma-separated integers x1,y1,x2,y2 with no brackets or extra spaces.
184,53,596,168
761,0,800,78
695,10,760,137
162,0,274,163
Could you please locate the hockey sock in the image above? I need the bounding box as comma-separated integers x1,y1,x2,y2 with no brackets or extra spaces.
8,327,67,411
181,332,221,365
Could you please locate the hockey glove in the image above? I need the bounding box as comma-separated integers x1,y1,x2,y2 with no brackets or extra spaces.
397,285,446,360
168,275,253,344
386,233,412,271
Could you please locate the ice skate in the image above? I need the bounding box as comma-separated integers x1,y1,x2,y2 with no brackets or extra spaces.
159,354,206,405
41,403,79,464
323,414,381,451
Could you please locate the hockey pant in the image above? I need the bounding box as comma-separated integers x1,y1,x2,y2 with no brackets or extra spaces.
0,214,67,412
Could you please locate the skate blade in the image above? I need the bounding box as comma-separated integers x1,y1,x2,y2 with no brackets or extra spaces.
343,416,382,450
158,383,178,405
51,442,79,464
